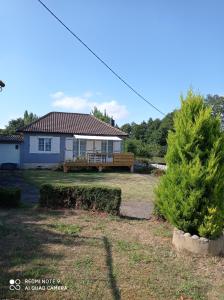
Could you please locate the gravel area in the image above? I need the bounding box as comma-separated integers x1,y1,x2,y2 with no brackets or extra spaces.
120,201,153,219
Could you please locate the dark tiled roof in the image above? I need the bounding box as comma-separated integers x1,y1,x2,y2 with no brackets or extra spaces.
0,135,23,143
18,112,128,136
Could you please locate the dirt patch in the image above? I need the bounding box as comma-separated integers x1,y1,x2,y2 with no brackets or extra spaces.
120,201,153,219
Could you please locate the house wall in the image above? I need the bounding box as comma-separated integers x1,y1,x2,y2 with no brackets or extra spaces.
20,133,73,168
20,134,124,168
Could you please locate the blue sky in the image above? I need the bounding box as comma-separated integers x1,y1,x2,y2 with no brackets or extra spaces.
1,0,224,127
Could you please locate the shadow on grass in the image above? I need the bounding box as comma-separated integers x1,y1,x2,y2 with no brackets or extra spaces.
120,214,150,221
0,208,120,300
103,236,121,300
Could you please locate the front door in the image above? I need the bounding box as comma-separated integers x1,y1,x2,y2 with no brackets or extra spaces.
65,138,73,161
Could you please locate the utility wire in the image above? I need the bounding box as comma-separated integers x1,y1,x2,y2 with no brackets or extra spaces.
37,0,165,116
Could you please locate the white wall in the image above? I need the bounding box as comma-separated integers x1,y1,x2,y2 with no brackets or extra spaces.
0,144,20,164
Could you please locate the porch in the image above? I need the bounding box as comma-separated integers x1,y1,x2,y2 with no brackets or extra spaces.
63,152,134,172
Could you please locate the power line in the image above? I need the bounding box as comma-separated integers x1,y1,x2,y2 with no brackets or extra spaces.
37,0,165,116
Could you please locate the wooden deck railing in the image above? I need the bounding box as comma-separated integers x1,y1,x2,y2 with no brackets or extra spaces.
63,152,134,172
113,153,134,167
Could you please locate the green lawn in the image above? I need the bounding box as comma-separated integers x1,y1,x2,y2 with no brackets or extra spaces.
23,170,159,203
1,208,223,300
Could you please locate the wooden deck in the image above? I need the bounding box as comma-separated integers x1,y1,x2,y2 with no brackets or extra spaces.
63,152,134,172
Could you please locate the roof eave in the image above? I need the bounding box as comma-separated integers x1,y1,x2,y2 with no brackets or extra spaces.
21,130,128,137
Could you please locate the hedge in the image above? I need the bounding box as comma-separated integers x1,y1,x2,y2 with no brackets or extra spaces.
39,184,122,214
0,187,21,208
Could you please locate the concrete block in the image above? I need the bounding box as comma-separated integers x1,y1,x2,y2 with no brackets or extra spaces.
172,228,224,256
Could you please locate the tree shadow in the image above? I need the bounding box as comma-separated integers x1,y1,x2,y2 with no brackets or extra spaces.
102,236,121,300
0,208,120,300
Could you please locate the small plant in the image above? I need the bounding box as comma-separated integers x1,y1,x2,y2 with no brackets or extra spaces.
155,90,224,239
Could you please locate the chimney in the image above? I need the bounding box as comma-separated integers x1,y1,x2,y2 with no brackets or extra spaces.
110,118,115,127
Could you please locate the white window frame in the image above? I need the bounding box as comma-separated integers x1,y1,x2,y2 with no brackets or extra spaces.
38,138,52,152
78,139,87,157
38,138,44,151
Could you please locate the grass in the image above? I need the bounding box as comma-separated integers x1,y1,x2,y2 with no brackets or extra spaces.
49,223,82,235
22,170,159,203
0,208,223,300
73,256,94,270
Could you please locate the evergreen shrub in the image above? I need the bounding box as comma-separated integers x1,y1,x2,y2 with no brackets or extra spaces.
155,90,224,239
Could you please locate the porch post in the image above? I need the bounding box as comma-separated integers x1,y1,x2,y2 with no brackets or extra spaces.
130,165,134,173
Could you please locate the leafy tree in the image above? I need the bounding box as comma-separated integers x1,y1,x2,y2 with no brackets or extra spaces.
1,110,38,134
147,144,166,157
124,138,152,158
124,139,142,155
131,121,148,142
23,110,38,125
121,112,175,158
91,107,112,124
120,123,132,136
157,112,175,146
155,90,224,239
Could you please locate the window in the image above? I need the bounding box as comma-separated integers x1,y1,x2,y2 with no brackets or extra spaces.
101,141,107,153
108,140,113,154
38,138,52,152
38,138,44,151
45,138,52,151
79,140,86,156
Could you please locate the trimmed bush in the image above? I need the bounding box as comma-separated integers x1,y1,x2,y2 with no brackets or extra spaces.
155,90,224,239
39,184,121,214
0,187,21,208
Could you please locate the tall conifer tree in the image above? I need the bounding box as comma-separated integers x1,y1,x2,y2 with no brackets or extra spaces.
155,90,224,238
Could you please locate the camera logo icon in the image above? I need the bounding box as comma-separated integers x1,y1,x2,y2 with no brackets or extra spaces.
9,279,21,290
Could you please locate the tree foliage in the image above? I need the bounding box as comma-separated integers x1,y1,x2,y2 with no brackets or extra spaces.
205,94,224,128
91,107,112,124
124,139,152,158
0,110,38,134
121,112,174,157
155,90,224,239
